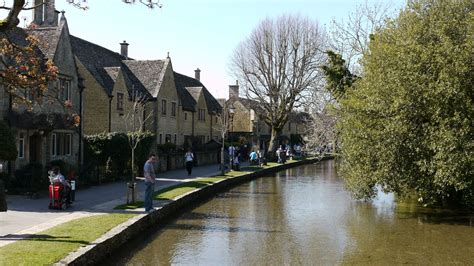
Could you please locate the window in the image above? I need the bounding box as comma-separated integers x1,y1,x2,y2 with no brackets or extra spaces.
288,122,291,131
51,133,72,156
171,102,177,117
184,112,187,120
174,134,177,144
65,134,72,155
159,134,162,144
161,100,167,115
165,134,172,143
18,134,24,158
198,109,206,121
59,79,71,102
117,93,124,111
51,133,57,156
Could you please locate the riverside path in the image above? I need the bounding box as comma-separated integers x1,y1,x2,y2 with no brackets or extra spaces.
0,163,232,247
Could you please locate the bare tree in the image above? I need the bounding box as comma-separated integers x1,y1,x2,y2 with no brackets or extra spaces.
123,90,153,203
231,14,327,156
0,0,162,32
214,100,231,175
304,91,339,156
329,0,395,73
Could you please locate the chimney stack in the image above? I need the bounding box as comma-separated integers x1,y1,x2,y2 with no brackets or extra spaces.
43,0,58,26
194,68,201,81
229,80,239,99
120,41,129,59
32,0,44,25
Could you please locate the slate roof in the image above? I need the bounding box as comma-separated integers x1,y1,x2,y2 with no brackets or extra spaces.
70,35,128,95
27,26,62,59
121,60,165,98
173,72,222,113
231,96,308,122
0,27,47,70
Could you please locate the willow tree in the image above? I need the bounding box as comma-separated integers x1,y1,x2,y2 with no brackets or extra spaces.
340,0,474,208
231,15,327,155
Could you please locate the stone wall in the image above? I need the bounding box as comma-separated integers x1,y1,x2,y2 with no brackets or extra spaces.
156,62,180,145
78,59,110,135
155,151,219,172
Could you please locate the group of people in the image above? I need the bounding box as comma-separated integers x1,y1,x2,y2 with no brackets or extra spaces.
142,143,304,212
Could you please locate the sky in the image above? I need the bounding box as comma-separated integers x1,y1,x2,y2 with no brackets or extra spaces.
3,0,404,98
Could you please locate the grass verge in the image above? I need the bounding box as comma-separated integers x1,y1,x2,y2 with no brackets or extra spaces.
0,213,135,265
115,157,317,210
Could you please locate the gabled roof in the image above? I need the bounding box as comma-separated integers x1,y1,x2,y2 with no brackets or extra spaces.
230,97,265,114
27,25,62,60
121,60,165,98
174,72,197,112
103,67,120,82
185,86,203,102
70,35,128,95
173,72,222,114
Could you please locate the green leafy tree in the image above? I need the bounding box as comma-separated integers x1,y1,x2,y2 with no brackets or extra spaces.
339,0,474,208
0,120,17,211
321,50,356,100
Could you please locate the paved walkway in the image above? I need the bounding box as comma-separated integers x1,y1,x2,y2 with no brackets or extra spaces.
0,163,232,247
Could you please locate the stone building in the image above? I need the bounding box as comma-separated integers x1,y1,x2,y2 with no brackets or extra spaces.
0,6,82,172
226,81,308,151
174,70,222,146
1,0,224,175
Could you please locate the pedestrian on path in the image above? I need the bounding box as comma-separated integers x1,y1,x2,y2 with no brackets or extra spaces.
143,153,156,212
185,149,194,176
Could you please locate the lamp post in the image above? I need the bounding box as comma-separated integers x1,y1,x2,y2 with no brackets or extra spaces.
229,104,235,170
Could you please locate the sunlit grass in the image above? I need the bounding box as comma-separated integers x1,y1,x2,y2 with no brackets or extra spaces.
0,213,135,265
154,177,225,200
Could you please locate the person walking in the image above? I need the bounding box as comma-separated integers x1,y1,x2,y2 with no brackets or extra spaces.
185,149,194,176
228,145,235,170
143,153,156,212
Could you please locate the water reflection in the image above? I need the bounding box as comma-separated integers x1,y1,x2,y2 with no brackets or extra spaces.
114,160,474,265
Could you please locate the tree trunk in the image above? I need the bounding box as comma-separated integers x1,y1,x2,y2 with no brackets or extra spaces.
0,180,7,212
220,145,225,175
267,127,282,161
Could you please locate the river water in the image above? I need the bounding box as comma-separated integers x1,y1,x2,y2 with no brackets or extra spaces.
115,160,474,265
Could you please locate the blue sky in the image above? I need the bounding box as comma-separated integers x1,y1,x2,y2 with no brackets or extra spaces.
5,0,404,98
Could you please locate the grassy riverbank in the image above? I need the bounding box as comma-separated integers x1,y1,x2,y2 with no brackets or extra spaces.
0,213,135,265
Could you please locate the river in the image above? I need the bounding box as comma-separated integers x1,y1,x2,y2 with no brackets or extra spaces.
113,160,474,265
